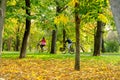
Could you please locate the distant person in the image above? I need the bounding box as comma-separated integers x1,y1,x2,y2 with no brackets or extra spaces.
65,38,72,52
40,37,46,52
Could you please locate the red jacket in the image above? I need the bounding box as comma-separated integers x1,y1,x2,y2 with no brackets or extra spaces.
41,39,46,45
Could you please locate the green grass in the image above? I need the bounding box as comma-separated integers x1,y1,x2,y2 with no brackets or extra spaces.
1,51,120,65
1,51,75,60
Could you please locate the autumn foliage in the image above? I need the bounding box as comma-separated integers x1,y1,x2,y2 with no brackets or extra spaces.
0,55,120,80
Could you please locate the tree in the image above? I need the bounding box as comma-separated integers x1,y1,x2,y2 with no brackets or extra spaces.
16,23,21,51
93,0,108,56
3,0,25,51
20,0,31,58
50,0,58,54
74,0,80,70
50,0,68,54
109,0,120,42
62,29,66,50
93,21,103,56
0,0,6,56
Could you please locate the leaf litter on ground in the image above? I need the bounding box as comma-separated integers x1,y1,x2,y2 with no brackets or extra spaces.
0,58,120,80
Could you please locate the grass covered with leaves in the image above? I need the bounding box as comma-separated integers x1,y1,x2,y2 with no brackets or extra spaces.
0,52,120,80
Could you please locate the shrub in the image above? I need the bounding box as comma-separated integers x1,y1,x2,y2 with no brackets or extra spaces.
105,40,119,52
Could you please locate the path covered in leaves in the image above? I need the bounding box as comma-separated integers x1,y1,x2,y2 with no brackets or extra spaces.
0,58,120,80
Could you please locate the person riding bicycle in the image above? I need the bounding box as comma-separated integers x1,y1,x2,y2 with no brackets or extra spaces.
65,38,72,53
40,37,46,52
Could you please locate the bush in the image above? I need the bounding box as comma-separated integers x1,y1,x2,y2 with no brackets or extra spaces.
105,41,119,52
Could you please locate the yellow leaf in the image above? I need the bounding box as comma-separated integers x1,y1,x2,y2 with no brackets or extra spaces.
60,14,69,25
54,16,60,25
68,0,78,7
98,14,108,23
9,0,16,5
54,14,69,25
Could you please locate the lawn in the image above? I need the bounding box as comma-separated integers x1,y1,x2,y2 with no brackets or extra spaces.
0,52,120,80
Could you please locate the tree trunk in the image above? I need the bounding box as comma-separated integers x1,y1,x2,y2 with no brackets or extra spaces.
93,21,103,56
16,34,20,51
0,0,6,56
109,0,120,43
63,29,66,50
74,2,80,70
50,30,57,54
20,0,31,58
7,38,12,51
2,40,5,51
50,1,60,54
80,44,85,52
101,37,105,53
16,26,20,51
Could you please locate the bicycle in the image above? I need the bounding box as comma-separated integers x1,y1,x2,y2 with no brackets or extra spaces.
59,43,75,54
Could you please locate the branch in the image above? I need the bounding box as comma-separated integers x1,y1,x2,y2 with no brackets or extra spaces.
59,5,68,13
55,0,68,13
